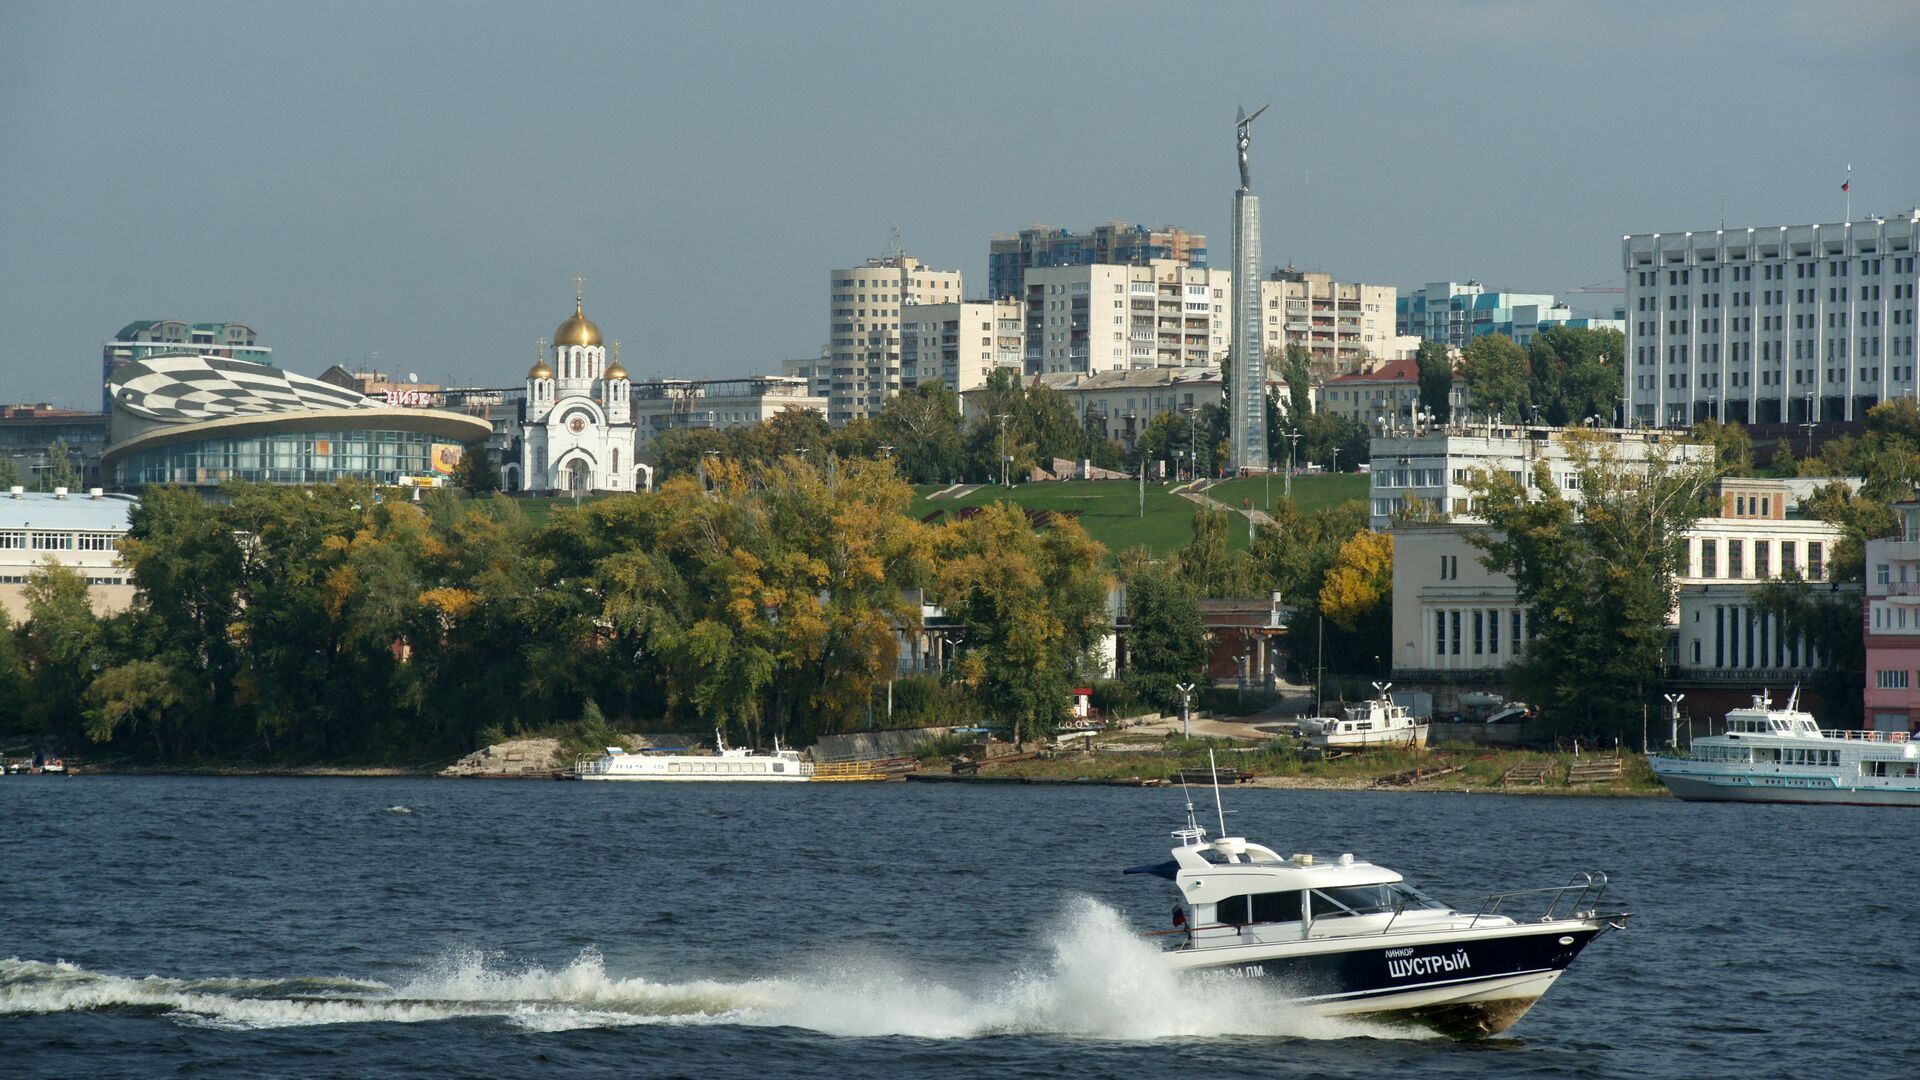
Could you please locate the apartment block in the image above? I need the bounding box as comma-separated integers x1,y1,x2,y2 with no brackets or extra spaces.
1397,282,1569,349
1258,269,1399,375
988,222,1206,301
1025,260,1230,376
101,320,270,412
827,256,962,423
1622,211,1920,427
901,300,1024,393
1863,499,1920,732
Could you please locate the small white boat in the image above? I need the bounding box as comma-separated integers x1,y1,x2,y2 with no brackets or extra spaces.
1649,689,1920,807
1127,760,1627,1039
1302,683,1429,749
573,731,813,782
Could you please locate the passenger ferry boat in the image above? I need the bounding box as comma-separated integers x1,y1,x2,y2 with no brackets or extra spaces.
1648,689,1920,807
1301,683,1430,749
573,732,813,782
1127,765,1627,1039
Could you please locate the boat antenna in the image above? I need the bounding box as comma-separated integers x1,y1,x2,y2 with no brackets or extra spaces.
1209,748,1229,837
1786,684,1800,712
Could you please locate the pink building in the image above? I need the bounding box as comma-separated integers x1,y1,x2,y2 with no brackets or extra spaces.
1863,500,1920,734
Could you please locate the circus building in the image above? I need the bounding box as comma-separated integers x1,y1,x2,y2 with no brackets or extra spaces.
100,354,491,490
507,278,642,494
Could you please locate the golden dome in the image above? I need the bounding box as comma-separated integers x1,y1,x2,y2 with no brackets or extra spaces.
528,358,553,380
604,360,628,380
554,299,603,348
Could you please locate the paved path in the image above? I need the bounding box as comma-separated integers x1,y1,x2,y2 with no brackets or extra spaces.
1175,482,1275,528
927,483,982,500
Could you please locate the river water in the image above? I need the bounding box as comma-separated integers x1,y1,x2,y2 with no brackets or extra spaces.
1,777,1910,1078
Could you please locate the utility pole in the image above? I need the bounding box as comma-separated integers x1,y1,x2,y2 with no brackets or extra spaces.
995,413,1012,487
1285,431,1301,500
1176,682,1196,739
1138,442,1146,518
1187,406,1199,482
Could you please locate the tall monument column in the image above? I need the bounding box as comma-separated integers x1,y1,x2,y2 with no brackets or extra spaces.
1229,105,1271,475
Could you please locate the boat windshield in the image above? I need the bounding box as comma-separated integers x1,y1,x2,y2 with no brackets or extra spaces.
1309,883,1447,917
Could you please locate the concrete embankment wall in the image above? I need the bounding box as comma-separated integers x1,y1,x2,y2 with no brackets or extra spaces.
811,727,956,762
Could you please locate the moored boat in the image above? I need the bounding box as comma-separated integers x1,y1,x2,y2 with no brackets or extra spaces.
1126,764,1627,1038
573,731,813,782
1648,689,1920,807
1301,683,1430,749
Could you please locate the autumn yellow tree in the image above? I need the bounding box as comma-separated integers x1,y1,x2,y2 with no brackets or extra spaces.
1318,530,1393,631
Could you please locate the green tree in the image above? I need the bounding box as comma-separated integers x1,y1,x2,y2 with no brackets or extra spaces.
1119,562,1208,712
35,440,81,493
1415,340,1454,421
873,382,967,483
1751,570,1864,729
1802,480,1898,583
452,443,500,494
1525,326,1624,426
1691,419,1754,477
1466,430,1716,739
1460,334,1531,420
18,562,105,743
0,458,22,490
931,503,1111,744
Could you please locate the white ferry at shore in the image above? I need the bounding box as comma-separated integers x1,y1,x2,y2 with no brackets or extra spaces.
1301,684,1430,750
573,732,813,782
1648,689,1920,807
1127,762,1626,1039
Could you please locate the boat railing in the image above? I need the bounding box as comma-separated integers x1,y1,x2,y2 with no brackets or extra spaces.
1820,729,1911,743
1451,871,1612,929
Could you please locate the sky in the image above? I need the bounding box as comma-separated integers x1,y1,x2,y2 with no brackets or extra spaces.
2,0,1915,407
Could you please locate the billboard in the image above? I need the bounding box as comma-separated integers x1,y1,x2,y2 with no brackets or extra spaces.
430,443,463,477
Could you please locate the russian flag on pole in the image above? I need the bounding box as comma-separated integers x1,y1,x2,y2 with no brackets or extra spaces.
1842,178,1851,192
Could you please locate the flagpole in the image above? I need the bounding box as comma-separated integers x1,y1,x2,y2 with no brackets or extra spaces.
1845,163,1851,222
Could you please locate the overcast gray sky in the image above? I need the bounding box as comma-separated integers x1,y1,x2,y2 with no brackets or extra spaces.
2,0,1915,406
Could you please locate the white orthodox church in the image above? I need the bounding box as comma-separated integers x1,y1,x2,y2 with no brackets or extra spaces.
508,280,649,494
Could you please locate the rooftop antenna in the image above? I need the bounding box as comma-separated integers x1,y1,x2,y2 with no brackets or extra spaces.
888,224,903,263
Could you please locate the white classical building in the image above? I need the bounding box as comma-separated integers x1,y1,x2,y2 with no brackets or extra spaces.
510,284,641,495
1390,478,1841,680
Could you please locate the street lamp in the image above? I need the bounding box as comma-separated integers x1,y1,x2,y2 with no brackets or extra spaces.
1330,447,1341,474
1183,405,1199,481
994,413,1012,487
1285,430,1301,500
1175,682,1196,739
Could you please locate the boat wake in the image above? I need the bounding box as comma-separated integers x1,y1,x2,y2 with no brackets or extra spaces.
0,899,1410,1042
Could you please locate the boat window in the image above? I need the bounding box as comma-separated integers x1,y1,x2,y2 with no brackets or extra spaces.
1217,890,1303,926
1311,884,1446,917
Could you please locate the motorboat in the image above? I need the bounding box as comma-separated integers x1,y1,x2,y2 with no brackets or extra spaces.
1301,683,1429,749
1649,689,1919,806
1125,762,1627,1038
573,731,813,782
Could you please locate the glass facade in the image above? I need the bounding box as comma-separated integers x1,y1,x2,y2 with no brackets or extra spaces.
113,429,442,487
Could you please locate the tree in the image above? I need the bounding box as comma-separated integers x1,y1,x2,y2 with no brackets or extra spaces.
35,440,81,493
1525,326,1624,426
1415,340,1454,422
873,382,966,483
1803,480,1897,583
18,562,104,743
1466,431,1716,739
930,504,1110,744
84,658,190,751
1751,570,1864,729
0,458,22,490
1460,335,1530,420
1691,419,1753,477
1119,562,1209,713
452,443,500,494
1318,531,1392,632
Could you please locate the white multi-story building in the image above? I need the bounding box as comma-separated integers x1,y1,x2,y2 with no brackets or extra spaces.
828,256,963,424
1391,478,1841,679
1366,423,1715,529
630,376,827,450
901,300,1024,393
1622,211,1920,427
1024,260,1230,375
1,487,137,620
963,367,1225,450
1258,269,1398,374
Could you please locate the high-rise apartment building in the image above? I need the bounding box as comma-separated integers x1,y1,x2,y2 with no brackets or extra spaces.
988,222,1207,301
901,301,1023,393
1397,283,1568,349
1622,212,1920,427
101,320,270,411
827,256,962,423
1024,260,1230,376
1258,269,1399,376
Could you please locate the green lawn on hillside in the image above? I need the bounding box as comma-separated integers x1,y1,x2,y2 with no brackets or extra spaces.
1203,472,1369,516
